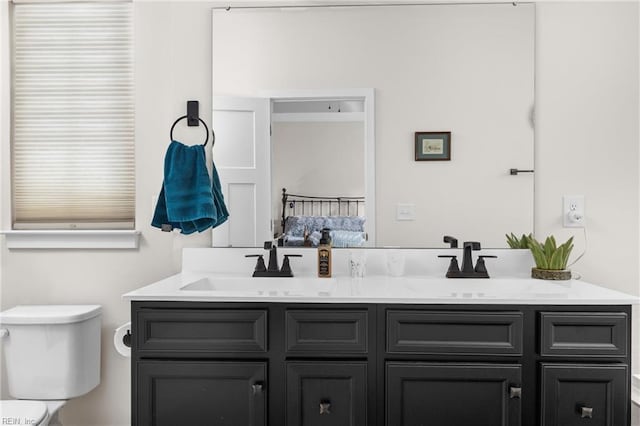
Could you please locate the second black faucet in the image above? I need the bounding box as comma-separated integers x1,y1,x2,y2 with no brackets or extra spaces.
439,240,497,278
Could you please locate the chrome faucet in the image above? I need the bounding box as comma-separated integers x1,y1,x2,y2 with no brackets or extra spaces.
246,241,301,277
438,241,497,278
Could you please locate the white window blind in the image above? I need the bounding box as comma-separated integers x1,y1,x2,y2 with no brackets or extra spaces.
12,1,134,230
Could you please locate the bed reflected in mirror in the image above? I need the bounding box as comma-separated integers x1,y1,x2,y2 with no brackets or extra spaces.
271,103,367,248
278,190,366,248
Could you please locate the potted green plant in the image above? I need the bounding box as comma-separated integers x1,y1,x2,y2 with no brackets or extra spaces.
505,233,532,249
527,235,574,280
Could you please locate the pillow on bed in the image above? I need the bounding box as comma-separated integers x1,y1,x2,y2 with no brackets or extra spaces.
330,230,366,248
325,216,366,233
284,230,365,247
284,215,366,237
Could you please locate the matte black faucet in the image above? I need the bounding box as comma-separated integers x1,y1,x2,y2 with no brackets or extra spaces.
438,241,497,278
443,235,458,248
461,241,481,274
246,241,301,277
265,241,279,272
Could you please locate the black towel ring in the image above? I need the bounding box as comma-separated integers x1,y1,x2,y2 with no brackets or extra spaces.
169,115,215,148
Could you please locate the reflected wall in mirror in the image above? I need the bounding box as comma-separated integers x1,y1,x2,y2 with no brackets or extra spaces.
272,97,368,248
212,3,535,248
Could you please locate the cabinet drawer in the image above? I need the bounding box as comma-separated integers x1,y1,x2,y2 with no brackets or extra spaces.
286,310,368,353
386,310,523,355
286,361,367,426
136,309,267,353
541,363,628,426
540,312,628,357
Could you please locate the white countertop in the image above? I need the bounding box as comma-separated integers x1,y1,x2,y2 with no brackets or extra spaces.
123,272,639,305
122,248,639,305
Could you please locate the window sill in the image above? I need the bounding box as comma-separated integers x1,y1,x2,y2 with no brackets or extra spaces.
2,230,140,249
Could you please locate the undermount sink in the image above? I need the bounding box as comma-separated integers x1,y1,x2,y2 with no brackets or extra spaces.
180,276,337,295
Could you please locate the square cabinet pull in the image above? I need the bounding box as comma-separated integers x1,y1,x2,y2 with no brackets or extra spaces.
509,387,522,399
319,400,331,415
580,406,593,419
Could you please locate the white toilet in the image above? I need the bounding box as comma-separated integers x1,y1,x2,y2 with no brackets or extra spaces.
0,305,101,426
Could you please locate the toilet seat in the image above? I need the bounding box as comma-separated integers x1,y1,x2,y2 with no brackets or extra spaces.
0,400,49,425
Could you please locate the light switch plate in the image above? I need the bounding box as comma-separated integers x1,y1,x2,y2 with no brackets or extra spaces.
396,203,415,221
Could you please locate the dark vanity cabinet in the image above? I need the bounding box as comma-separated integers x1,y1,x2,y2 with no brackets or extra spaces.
133,308,269,426
137,361,267,426
541,363,628,426
386,362,522,426
286,361,368,426
538,312,630,426
131,302,632,426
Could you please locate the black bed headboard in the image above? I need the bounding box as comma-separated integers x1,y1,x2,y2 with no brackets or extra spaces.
280,188,365,234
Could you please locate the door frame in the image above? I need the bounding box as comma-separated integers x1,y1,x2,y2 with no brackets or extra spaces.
261,88,376,246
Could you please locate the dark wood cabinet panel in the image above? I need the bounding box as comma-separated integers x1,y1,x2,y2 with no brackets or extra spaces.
137,360,266,426
136,308,267,353
386,362,522,426
541,363,628,426
285,310,368,353
540,312,628,357
386,310,523,355
286,361,368,426
131,302,632,426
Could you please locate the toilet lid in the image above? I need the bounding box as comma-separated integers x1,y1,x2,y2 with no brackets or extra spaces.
0,400,48,425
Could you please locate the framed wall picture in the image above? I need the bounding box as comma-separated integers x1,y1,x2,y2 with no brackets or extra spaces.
414,131,451,161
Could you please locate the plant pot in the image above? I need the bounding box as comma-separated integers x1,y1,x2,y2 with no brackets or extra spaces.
531,268,571,281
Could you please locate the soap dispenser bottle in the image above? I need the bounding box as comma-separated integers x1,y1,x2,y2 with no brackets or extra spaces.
318,228,332,278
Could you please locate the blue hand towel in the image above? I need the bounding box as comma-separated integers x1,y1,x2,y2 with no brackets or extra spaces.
152,140,229,234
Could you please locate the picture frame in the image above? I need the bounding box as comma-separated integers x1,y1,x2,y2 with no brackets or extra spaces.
414,131,451,161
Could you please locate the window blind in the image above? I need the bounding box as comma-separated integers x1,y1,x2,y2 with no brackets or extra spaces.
12,2,134,230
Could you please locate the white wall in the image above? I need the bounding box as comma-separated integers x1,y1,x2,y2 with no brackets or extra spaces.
535,1,640,379
271,121,365,230
0,0,10,415
0,2,638,425
0,3,214,425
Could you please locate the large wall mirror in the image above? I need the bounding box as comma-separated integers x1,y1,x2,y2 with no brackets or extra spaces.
211,2,535,248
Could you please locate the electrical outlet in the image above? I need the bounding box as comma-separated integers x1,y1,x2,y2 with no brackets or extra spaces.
563,195,585,228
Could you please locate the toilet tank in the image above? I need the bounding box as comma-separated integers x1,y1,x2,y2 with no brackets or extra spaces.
0,305,101,400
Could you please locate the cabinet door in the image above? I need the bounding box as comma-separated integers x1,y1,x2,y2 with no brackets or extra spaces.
541,363,628,426
386,362,522,426
286,361,367,426
136,361,266,426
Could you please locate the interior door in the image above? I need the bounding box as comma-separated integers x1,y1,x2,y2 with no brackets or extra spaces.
212,96,271,247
